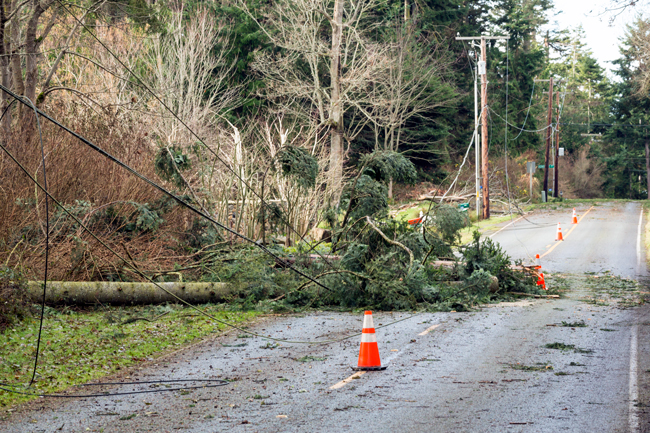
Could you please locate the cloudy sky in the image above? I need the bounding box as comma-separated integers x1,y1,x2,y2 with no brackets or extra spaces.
547,0,644,75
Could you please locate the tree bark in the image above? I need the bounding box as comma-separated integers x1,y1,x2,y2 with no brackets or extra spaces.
27,281,232,305
20,1,48,133
9,0,24,124
0,0,12,141
329,0,344,199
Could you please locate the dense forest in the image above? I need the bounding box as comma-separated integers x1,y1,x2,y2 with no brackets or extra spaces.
1,0,649,311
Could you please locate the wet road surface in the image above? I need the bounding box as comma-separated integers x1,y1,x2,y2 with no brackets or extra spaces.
488,202,647,278
2,202,650,432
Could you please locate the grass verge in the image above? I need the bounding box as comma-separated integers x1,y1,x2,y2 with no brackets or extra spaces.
0,304,259,410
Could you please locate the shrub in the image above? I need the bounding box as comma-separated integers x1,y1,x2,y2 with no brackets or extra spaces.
0,266,32,331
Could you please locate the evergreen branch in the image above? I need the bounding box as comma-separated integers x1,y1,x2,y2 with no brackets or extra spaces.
271,269,369,302
365,216,414,271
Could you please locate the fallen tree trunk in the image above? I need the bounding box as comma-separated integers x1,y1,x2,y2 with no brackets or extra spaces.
417,194,472,202
26,281,232,305
431,261,539,277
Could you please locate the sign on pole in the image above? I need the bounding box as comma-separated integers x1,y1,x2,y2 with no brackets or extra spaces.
478,61,486,75
526,161,536,174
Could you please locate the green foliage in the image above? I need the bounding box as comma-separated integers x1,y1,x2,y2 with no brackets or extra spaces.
430,204,467,245
0,266,31,331
155,146,192,189
129,202,164,233
461,230,535,293
205,150,534,311
340,175,388,222
276,146,319,189
596,20,650,199
465,268,495,296
256,202,285,234
361,151,417,184
204,247,301,310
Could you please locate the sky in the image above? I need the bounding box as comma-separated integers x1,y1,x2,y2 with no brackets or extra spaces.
547,0,644,76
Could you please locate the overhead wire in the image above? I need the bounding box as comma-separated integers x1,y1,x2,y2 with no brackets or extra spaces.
489,108,555,134
0,90,353,348
0,379,229,398
22,95,50,386
53,0,339,272
511,80,536,141
498,39,544,263
439,115,479,203
0,85,336,298
0,91,436,351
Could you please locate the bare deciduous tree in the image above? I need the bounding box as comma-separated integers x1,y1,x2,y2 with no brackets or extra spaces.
1,0,59,138
623,18,650,95
146,8,238,149
349,22,457,198
238,0,382,198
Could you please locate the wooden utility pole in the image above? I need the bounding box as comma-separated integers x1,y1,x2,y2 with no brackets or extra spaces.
543,77,553,199
480,37,489,218
639,125,650,200
554,90,560,198
455,34,509,219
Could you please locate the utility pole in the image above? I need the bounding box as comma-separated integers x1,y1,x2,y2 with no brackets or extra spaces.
480,37,489,218
456,34,509,219
554,90,560,198
474,52,480,220
535,77,554,201
544,77,553,199
639,119,650,200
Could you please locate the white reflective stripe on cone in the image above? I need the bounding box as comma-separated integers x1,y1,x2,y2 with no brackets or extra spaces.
361,333,377,343
362,314,374,329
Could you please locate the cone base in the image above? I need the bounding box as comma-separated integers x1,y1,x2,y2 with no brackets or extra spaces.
353,365,387,371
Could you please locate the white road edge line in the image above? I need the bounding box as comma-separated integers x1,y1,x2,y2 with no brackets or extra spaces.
629,206,643,432
329,371,365,390
637,207,643,271
489,214,526,238
418,324,440,336
629,324,639,432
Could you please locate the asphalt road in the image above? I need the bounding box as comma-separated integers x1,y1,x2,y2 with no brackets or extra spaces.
2,202,650,433
487,201,647,278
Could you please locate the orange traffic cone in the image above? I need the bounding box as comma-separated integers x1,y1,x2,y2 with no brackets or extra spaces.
572,208,578,224
537,272,546,290
353,311,386,371
555,223,563,241
534,253,541,270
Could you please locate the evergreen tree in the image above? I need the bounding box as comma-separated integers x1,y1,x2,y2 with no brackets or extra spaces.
602,18,650,198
